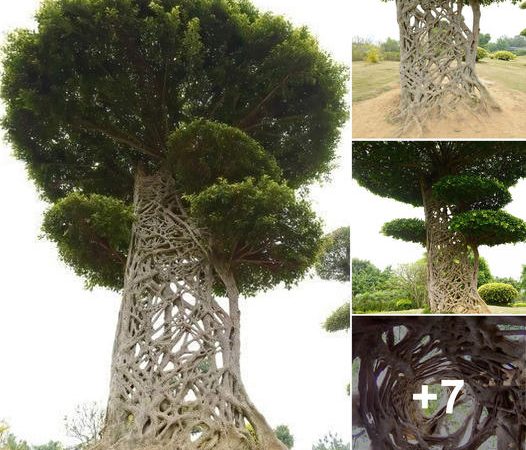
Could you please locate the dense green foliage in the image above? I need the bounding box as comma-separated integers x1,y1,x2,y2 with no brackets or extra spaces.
478,282,519,306
167,120,281,194
520,265,526,294
274,425,294,449
352,142,526,207
316,226,350,332
381,218,426,245
491,50,517,60
2,0,347,295
477,256,494,287
353,289,414,313
432,175,511,211
41,194,133,290
316,226,350,282
449,210,526,246
353,142,526,266
324,302,350,332
187,177,322,295
477,47,489,61
352,258,392,296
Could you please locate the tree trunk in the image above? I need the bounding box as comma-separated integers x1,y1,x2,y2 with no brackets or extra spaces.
422,186,490,313
395,0,496,133
96,169,286,450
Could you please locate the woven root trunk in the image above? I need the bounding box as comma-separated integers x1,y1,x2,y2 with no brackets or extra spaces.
395,0,499,135
423,188,490,314
353,316,526,450
96,169,285,450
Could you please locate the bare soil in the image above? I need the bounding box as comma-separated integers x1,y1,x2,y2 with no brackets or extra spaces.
352,80,526,139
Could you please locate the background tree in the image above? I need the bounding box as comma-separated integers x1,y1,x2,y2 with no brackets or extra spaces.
1,1,347,449
479,32,491,48
274,425,294,449
520,265,526,296
316,226,350,332
353,142,526,313
382,0,521,131
312,433,349,450
390,259,427,308
352,259,392,297
64,402,105,449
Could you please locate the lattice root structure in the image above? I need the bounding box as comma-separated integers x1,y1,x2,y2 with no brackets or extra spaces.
423,189,491,314
353,316,526,449
92,169,286,450
395,0,500,135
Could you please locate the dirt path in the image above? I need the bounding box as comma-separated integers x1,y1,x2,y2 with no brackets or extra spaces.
352,80,526,138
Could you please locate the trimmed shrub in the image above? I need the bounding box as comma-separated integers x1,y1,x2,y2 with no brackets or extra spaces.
478,282,519,306
353,290,414,313
491,50,517,61
514,302,526,307
476,47,489,61
365,47,381,64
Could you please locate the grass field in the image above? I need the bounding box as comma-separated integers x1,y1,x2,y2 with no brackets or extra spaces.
365,305,526,315
352,56,526,103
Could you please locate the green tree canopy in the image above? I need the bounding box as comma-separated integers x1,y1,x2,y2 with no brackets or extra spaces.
274,425,294,449
3,0,348,296
315,226,350,282
353,142,526,248
352,258,392,296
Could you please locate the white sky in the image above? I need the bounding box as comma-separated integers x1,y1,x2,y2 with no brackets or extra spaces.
0,1,351,448
351,179,526,280
352,1,526,43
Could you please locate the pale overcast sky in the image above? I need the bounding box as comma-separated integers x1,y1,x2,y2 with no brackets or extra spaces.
352,1,526,43
352,178,526,280
0,1,351,448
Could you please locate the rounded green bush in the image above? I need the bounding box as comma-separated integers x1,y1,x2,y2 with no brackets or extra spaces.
476,47,489,61
478,282,519,306
491,51,516,61
395,298,414,310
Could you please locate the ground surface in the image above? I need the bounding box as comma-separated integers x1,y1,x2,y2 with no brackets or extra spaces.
352,57,526,138
364,305,526,315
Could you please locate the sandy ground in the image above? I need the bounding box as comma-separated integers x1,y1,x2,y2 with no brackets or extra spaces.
352,80,526,138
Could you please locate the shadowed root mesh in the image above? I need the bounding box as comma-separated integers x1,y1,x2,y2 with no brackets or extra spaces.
352,316,526,449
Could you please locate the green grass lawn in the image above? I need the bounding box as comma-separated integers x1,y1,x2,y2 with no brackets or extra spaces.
352,56,526,103
364,305,526,315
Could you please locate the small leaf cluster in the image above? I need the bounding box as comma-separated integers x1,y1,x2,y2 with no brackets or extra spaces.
381,218,426,246
187,177,322,295
478,282,519,306
449,210,526,246
324,302,350,332
42,194,133,290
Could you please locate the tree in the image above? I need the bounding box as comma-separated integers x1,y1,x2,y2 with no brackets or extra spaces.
479,32,491,48
1,1,347,449
353,142,526,313
477,256,493,287
64,402,105,449
391,259,427,308
520,265,526,295
32,443,64,450
312,433,349,450
316,227,350,283
382,0,521,131
352,259,391,296
380,37,399,52
274,425,294,449
316,226,350,332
